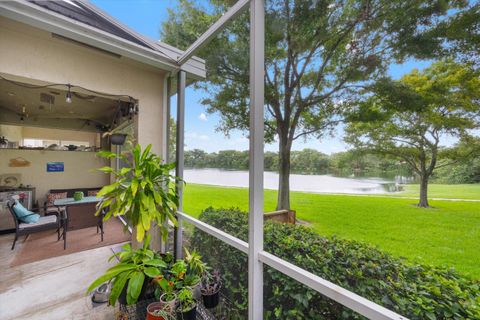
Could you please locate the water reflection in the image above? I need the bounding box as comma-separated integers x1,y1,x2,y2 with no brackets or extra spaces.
183,169,413,194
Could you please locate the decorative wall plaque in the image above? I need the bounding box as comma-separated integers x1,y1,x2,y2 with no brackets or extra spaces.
8,157,31,167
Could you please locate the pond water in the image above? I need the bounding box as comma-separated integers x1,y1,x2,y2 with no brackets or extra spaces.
183,168,405,194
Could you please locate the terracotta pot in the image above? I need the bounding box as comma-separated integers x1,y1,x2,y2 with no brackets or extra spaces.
146,302,171,320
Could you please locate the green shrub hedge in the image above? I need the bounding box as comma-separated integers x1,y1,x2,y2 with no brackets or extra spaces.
190,207,480,319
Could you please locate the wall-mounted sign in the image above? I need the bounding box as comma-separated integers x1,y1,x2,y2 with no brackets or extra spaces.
47,162,64,172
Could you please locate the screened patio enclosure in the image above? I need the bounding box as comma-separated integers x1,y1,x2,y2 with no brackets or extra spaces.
167,0,407,319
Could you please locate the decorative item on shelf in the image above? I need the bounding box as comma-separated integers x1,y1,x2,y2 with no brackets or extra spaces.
0,136,8,148
46,144,59,150
8,157,31,167
67,145,77,151
73,191,84,201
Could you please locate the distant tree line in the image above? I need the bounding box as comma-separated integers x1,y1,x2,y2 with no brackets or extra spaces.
183,148,412,177
182,146,480,184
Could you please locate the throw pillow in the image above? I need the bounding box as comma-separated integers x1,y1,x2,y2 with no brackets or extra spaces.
13,200,40,223
46,192,67,206
87,190,99,197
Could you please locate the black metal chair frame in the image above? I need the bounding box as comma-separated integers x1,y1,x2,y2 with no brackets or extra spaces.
96,211,105,242
7,200,66,250
61,204,105,245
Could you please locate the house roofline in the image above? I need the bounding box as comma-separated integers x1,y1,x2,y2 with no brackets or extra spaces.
0,0,206,80
79,1,205,65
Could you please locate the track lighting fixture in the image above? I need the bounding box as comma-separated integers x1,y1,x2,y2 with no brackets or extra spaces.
66,84,72,103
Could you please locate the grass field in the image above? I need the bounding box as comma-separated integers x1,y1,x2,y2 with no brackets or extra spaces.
183,183,480,279
392,183,480,200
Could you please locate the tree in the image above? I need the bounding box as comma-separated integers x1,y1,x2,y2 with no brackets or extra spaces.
345,61,480,207
162,0,470,210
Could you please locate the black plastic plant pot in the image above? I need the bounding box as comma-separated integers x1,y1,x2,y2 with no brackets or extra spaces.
202,290,220,309
177,305,196,320
110,133,127,146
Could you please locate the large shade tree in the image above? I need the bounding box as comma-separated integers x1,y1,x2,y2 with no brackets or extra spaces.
162,0,471,210
345,61,480,207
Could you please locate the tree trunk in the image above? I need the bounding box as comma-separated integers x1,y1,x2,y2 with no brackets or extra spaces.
277,135,292,210
418,174,430,208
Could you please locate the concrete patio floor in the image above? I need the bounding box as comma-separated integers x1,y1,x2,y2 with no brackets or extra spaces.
0,232,119,320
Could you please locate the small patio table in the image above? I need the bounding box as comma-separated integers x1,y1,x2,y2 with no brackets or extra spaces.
54,196,104,247
53,196,102,207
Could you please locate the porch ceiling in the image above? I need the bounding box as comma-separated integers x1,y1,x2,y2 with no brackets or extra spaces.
0,78,119,131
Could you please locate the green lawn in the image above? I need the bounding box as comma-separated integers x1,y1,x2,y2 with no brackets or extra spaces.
390,183,480,200
183,183,480,279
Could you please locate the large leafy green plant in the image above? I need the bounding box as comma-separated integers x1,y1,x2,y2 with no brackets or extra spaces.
87,234,166,305
192,207,480,319
96,144,180,242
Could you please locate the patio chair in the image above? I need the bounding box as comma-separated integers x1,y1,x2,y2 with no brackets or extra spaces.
7,200,66,250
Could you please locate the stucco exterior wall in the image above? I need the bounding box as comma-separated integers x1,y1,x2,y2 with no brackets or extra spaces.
0,149,109,203
0,17,166,156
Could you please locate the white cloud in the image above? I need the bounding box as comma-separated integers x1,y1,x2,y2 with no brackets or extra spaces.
186,131,210,141
198,113,208,121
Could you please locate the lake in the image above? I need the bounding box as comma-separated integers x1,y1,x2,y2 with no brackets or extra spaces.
183,168,404,194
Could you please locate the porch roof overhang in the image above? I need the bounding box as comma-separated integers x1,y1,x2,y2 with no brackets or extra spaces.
0,0,206,80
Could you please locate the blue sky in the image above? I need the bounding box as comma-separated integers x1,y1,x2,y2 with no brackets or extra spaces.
92,0,432,154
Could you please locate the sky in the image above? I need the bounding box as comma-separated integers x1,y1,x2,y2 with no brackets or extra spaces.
91,0,434,154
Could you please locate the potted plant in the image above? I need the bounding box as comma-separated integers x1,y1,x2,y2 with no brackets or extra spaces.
184,249,206,299
87,234,166,306
146,302,175,320
109,133,127,146
154,259,187,310
183,274,201,300
73,191,84,201
96,144,181,243
155,276,178,311
201,270,221,309
176,288,197,320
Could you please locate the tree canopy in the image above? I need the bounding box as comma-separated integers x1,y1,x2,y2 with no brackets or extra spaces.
162,0,475,209
345,60,480,207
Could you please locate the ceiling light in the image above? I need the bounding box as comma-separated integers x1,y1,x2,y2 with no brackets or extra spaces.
66,84,72,103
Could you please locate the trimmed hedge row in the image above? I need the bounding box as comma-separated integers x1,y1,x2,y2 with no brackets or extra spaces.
190,207,480,319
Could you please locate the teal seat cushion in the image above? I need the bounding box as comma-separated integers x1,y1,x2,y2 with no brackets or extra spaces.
13,200,40,224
